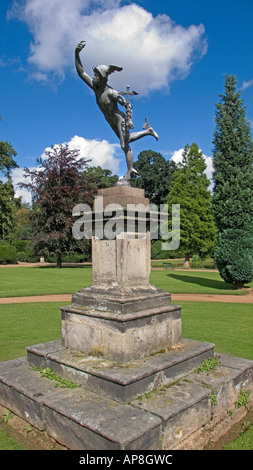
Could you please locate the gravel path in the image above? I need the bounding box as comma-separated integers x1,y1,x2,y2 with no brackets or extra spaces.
0,292,252,304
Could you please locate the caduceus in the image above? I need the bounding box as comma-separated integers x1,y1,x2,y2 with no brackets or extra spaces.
75,41,159,184
118,85,138,177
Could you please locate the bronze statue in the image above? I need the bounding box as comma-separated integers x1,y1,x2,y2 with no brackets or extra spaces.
75,41,159,185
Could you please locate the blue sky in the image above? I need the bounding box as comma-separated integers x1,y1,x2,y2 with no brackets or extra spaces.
1,0,253,203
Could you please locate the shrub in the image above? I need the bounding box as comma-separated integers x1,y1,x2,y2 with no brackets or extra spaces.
0,245,17,264
17,251,28,262
13,240,29,252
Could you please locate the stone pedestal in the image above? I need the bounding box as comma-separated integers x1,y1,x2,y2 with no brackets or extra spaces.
61,186,182,362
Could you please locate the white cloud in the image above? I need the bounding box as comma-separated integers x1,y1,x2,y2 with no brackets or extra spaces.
11,135,120,204
42,135,121,171
204,155,214,183
240,79,253,91
8,0,207,94
171,147,214,185
67,135,121,171
11,167,34,205
170,148,184,164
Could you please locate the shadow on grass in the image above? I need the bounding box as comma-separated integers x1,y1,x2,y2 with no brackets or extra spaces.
168,273,234,291
36,264,92,269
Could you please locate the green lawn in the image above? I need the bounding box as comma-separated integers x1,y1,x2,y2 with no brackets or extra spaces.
0,266,92,297
178,301,253,360
0,301,63,361
224,426,253,450
150,270,253,294
1,266,252,297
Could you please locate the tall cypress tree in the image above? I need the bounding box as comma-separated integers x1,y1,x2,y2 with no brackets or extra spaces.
167,143,217,267
212,75,253,289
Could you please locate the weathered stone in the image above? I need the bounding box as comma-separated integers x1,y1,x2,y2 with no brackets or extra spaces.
131,380,212,449
95,186,149,210
0,351,253,449
0,358,161,450
91,234,151,286
27,338,214,403
72,284,172,313
216,353,253,386
0,358,58,430
61,304,182,362
190,365,246,416
43,388,161,450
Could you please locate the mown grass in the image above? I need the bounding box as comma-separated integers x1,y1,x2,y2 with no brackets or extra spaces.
0,301,63,361
0,428,25,450
178,301,253,360
224,425,253,450
1,266,252,298
0,266,92,298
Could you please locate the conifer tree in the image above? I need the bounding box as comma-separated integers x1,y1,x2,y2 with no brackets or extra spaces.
212,75,253,288
167,143,216,267
0,117,20,239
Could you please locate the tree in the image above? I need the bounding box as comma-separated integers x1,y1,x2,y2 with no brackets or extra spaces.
11,204,33,241
0,180,20,240
167,143,217,267
20,144,94,267
132,150,176,205
0,140,18,177
0,120,20,239
83,166,118,189
212,74,253,289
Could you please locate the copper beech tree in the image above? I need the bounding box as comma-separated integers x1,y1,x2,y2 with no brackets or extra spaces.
20,144,94,267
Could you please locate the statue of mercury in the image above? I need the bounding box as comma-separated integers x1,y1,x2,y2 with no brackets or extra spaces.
75,41,159,184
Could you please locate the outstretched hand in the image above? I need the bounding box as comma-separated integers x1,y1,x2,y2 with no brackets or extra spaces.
76,41,86,52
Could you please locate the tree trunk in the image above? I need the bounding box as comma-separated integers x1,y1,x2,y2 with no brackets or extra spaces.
234,281,245,290
56,253,62,268
183,253,191,268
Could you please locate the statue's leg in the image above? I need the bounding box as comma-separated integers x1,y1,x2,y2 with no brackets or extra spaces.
116,119,137,179
124,146,138,179
129,127,159,143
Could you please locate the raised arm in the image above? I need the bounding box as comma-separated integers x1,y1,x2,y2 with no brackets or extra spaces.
117,94,127,107
75,41,93,89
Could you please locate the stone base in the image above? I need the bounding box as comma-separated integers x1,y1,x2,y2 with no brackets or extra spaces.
72,284,172,314
95,186,149,209
0,342,253,450
68,282,180,362
61,302,181,363
26,338,214,403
